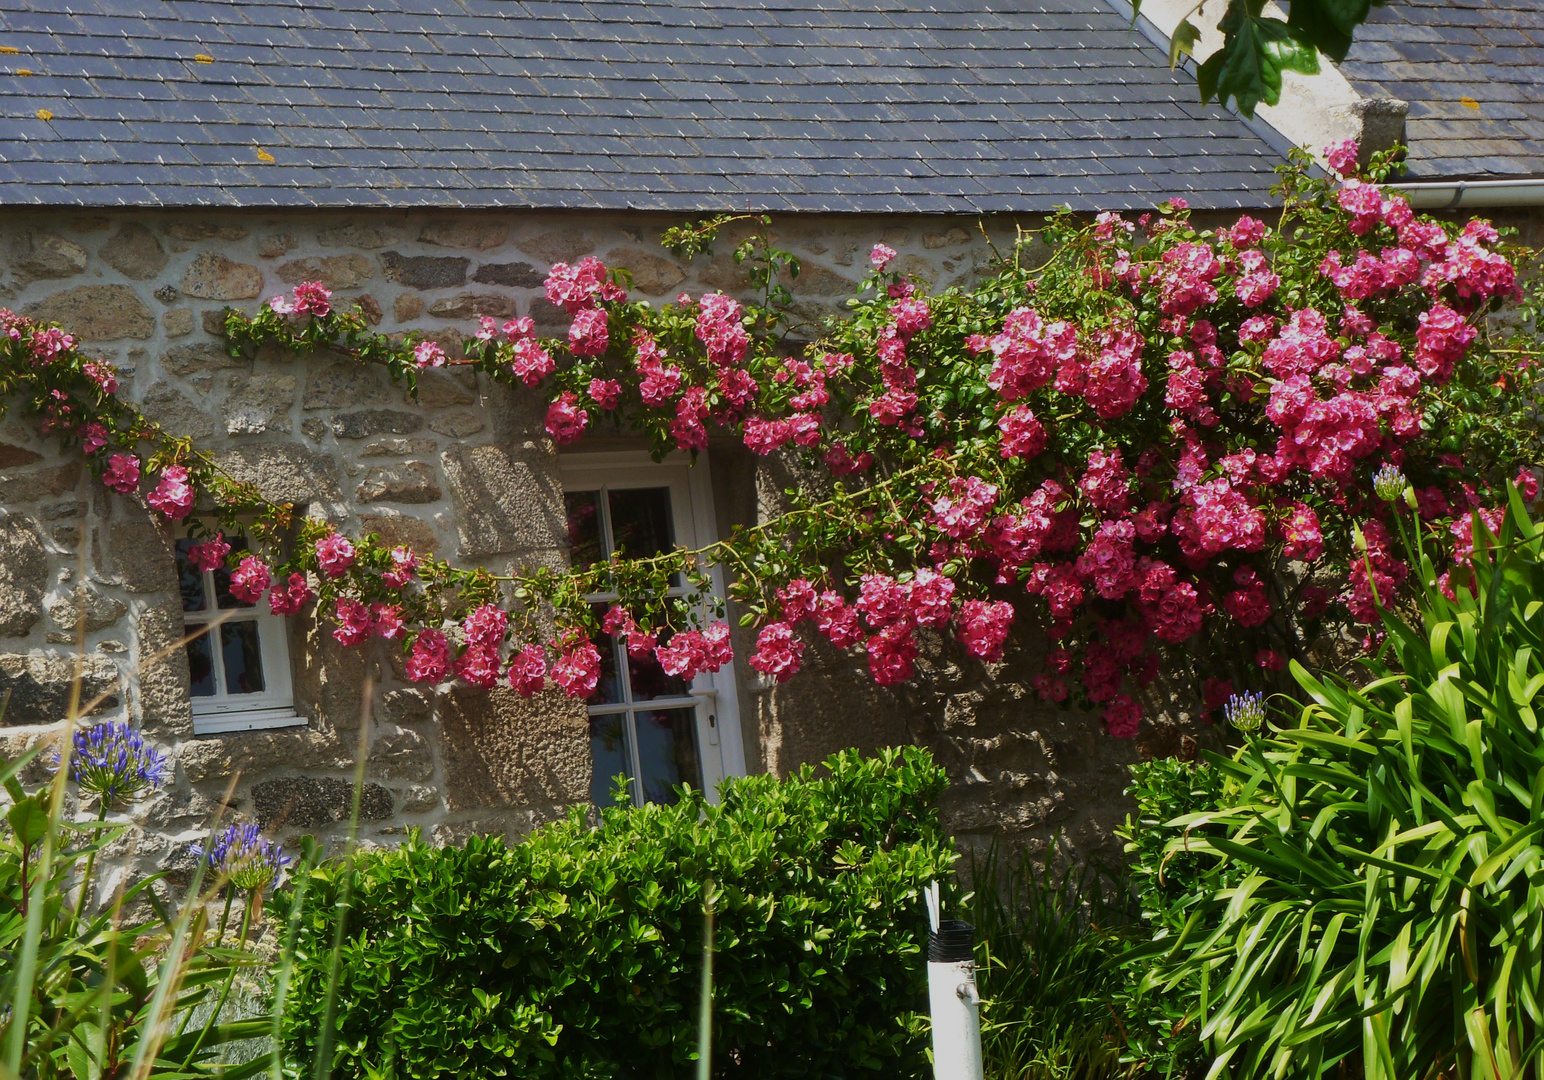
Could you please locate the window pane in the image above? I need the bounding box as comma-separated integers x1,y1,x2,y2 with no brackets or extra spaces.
174,540,208,613
633,707,701,806
565,491,604,570
589,632,625,706
220,620,266,695
627,629,690,701
186,631,216,697
589,713,633,809
214,539,255,610
607,487,674,559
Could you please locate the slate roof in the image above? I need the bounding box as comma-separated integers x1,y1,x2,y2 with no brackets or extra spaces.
0,0,1291,212
1339,0,1544,180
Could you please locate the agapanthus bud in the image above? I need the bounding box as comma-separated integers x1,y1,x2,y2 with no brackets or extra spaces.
1372,464,1407,503
1224,690,1267,733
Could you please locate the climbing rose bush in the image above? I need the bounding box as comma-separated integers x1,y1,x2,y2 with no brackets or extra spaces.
1,148,1539,737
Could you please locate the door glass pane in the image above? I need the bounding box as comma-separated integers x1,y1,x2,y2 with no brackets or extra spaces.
186,631,216,697
607,487,674,559
174,540,208,613
565,491,604,569
633,707,701,806
220,620,266,695
213,539,254,610
589,713,633,809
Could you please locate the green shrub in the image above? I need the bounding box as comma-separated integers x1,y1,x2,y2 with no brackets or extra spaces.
275,746,954,1079
1127,490,1544,1080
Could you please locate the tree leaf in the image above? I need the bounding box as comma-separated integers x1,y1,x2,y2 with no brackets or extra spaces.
1170,18,1202,67
1202,6,1321,117
1287,0,1371,58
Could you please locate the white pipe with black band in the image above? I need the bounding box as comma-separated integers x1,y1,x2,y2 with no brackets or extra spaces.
925,882,984,1080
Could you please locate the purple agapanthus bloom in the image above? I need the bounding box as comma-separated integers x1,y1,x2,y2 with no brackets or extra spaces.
56,722,168,805
201,823,290,891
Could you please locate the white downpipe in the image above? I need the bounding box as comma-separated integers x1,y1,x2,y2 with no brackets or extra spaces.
925,883,984,1080
1388,179,1544,210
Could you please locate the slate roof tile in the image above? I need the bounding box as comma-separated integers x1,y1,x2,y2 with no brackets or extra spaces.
0,0,1293,209
1341,0,1543,180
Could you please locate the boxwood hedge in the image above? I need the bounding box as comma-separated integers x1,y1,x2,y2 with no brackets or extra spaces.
274,746,954,1079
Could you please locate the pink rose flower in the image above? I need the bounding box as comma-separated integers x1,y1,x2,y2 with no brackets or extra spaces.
147,465,195,520
102,453,140,493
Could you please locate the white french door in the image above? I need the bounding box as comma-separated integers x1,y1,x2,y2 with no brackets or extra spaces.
559,452,746,807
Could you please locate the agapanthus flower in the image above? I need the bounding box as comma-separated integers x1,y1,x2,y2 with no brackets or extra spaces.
147,465,195,520
1372,463,1407,502
1224,691,1267,733
201,822,289,891
102,453,140,494
57,722,168,805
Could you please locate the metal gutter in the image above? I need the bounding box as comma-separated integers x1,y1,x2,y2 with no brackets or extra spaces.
1387,179,1544,210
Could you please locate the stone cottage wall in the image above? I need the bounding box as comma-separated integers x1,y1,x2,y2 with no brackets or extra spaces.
14,201,1526,883
0,205,1089,891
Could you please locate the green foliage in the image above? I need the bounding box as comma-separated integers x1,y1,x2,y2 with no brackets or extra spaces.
274,747,954,1080
1126,491,1544,1079
966,844,1137,1080
0,767,272,1079
1153,0,1386,117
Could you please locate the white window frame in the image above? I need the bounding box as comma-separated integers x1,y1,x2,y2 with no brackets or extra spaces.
177,540,305,736
559,450,748,805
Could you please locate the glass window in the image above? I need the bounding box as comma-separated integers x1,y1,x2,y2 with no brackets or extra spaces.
175,539,302,735
567,484,703,809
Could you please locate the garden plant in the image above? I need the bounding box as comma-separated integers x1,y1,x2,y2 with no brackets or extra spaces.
1123,488,1544,1079
0,708,291,1080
